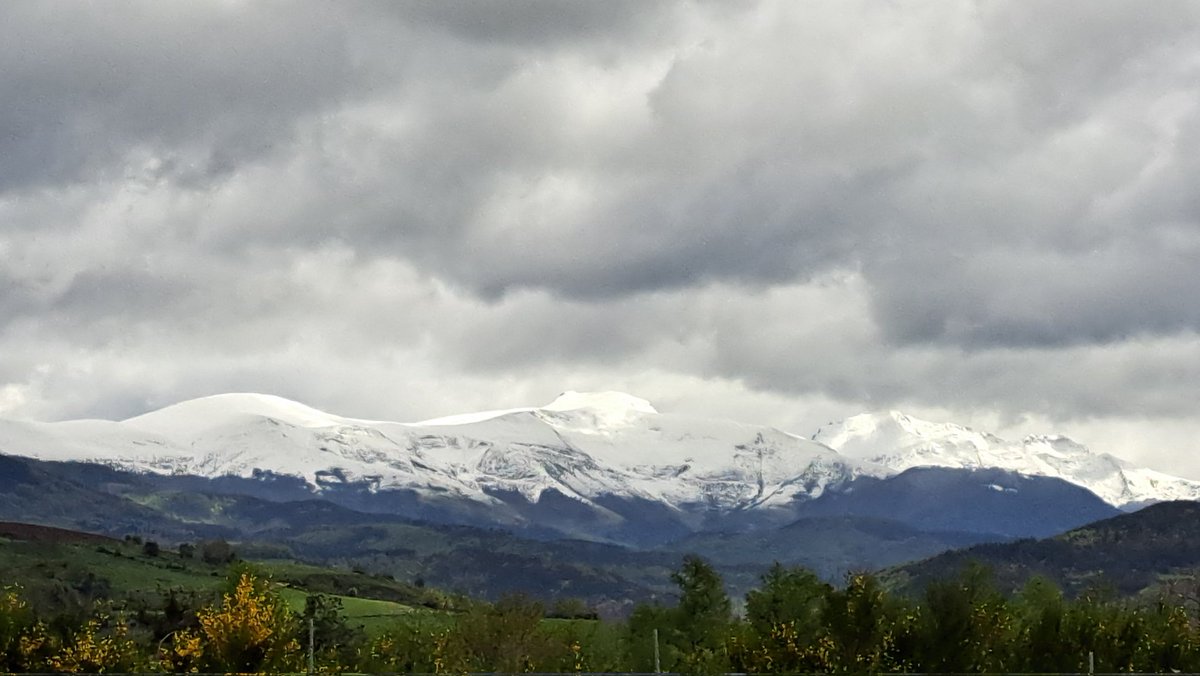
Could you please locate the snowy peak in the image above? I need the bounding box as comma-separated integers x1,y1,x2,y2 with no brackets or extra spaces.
412,391,657,428
0,390,862,527
122,392,348,438
814,411,1200,508
538,391,658,434
542,391,658,416
5,393,1199,523
814,411,1000,467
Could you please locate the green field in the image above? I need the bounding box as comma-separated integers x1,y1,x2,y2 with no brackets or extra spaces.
0,531,627,673
0,539,226,595
0,536,456,635
0,535,620,642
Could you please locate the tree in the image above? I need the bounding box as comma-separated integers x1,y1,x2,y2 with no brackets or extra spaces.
548,597,596,620
199,540,235,565
914,563,1012,673
821,572,912,673
670,555,732,674
300,594,365,669
737,563,832,674
1163,569,1200,626
627,603,681,673
1013,576,1071,673
455,594,558,673
672,555,731,647
745,563,829,635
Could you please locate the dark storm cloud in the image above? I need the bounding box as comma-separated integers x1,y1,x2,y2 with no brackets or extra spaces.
870,238,1200,348
0,268,188,340
203,0,1199,352
384,0,678,47
0,2,357,192
1,0,1200,464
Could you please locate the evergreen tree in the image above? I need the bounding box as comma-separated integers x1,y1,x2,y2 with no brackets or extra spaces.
821,572,907,673
745,563,829,636
915,563,1012,673
1013,576,1071,672
671,554,731,653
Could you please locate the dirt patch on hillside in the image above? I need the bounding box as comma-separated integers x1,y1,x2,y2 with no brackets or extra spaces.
0,521,117,544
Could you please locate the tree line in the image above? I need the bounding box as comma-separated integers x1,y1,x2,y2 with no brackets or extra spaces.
4,555,1200,673
637,557,1200,674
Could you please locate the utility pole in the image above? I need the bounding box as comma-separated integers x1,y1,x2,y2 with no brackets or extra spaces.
653,628,661,674
308,617,315,676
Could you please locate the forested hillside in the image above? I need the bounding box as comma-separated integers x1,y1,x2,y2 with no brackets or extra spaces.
6,522,1200,673
887,501,1200,596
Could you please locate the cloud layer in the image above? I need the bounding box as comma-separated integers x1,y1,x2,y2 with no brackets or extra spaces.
2,1,1199,473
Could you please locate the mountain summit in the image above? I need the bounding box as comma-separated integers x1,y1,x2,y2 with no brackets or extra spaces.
543,391,658,416
812,411,1200,508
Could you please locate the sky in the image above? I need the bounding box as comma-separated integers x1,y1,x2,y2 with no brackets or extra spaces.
2,1,1199,475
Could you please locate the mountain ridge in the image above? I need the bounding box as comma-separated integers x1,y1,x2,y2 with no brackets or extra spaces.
884,500,1200,597
0,390,862,512
813,410,1200,508
2,391,1196,546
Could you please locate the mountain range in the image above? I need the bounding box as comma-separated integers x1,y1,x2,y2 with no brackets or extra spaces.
2,391,1195,540
1,390,1197,603
813,411,1200,508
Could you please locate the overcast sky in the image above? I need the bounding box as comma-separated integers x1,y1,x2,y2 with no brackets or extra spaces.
2,1,1199,475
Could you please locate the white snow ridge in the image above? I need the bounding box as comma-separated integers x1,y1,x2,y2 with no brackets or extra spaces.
0,393,1196,517
0,392,859,519
812,411,1200,509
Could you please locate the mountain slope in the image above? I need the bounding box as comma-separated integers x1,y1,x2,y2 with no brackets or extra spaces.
663,514,993,581
0,453,676,608
4,392,1199,548
886,500,1200,597
1,391,864,542
813,411,1200,508
792,466,1121,538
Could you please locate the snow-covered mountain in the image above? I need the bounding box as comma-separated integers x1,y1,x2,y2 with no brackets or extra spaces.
0,391,862,539
812,411,1200,509
2,393,1196,543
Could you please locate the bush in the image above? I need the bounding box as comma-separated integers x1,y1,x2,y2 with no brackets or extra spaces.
199,540,235,565
167,570,300,673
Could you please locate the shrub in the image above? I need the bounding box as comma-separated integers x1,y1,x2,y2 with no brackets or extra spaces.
176,570,301,673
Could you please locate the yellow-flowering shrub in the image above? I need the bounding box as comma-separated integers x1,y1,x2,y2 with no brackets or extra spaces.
193,570,300,673
1,586,54,672
18,620,54,670
1,585,33,667
49,616,140,673
160,628,205,673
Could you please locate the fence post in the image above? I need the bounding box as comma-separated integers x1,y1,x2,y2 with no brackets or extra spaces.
653,627,661,674
1089,650,1095,676
308,616,315,676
